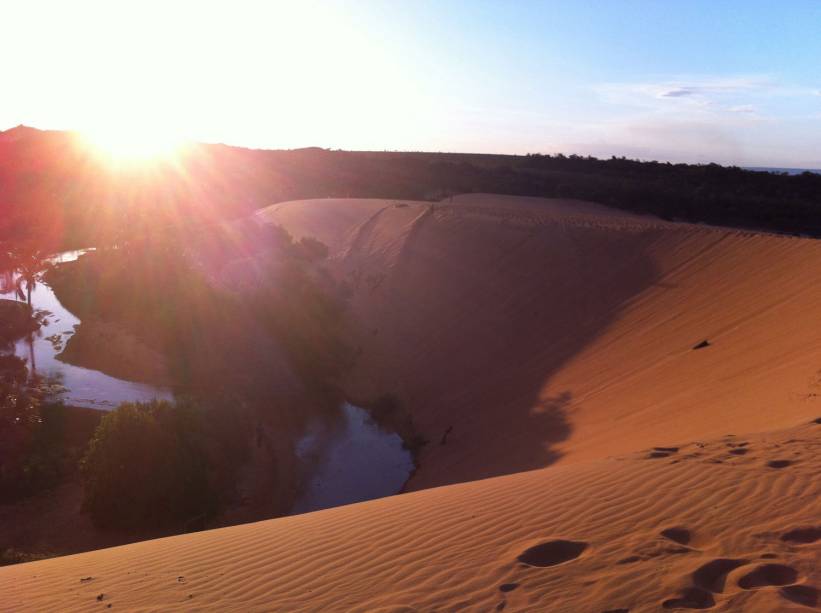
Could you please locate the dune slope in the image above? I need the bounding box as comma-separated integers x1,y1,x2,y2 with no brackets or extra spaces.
263,195,821,489
2,420,819,612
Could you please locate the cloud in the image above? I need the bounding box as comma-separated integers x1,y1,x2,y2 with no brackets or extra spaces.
659,88,696,98
593,75,821,124
595,76,776,117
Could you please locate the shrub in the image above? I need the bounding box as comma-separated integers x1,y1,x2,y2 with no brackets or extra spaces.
80,398,245,529
0,548,51,566
0,404,65,501
0,355,70,502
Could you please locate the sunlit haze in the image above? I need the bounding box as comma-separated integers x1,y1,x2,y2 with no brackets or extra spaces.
81,124,187,163
2,0,820,167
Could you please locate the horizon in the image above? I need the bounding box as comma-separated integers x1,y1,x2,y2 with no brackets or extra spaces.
2,1,821,167
5,123,821,174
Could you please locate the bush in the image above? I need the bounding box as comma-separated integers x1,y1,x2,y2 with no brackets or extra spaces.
0,402,68,501
80,398,246,529
0,548,51,566
0,355,71,502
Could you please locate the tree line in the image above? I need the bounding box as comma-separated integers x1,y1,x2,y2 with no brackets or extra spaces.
3,127,821,251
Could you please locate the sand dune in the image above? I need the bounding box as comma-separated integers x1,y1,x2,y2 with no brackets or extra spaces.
2,420,818,612
263,195,821,489
3,195,820,611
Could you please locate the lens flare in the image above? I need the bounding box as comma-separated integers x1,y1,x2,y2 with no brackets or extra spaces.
81,122,187,164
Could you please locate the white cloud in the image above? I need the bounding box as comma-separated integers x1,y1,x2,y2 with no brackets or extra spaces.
597,75,821,116
596,75,776,112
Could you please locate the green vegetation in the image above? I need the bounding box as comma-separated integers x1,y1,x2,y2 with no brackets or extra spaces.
42,223,350,529
247,225,352,400
0,299,38,341
80,398,248,529
47,238,233,390
46,223,349,399
0,548,51,567
0,241,54,306
515,154,821,235
0,355,86,502
4,127,821,249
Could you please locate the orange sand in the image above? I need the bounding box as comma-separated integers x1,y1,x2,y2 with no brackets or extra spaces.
2,195,819,612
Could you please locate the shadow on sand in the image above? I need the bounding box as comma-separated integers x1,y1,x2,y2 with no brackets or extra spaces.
341,204,663,489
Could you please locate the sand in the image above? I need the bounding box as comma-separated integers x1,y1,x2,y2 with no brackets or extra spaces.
2,420,818,612
2,195,820,612
264,195,821,490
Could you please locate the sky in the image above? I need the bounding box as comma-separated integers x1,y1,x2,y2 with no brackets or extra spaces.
1,0,820,167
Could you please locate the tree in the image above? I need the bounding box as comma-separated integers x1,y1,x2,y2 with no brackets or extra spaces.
80,398,247,529
0,355,67,501
11,245,52,307
0,249,15,296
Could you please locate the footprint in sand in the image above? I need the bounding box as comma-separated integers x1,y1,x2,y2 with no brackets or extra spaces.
517,540,588,567
661,527,691,546
767,459,792,469
648,447,679,459
662,558,747,610
781,526,821,544
662,587,715,610
737,564,798,590
780,585,820,608
692,558,749,593
499,583,519,593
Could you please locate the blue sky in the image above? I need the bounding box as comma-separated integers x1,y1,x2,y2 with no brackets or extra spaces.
2,0,820,166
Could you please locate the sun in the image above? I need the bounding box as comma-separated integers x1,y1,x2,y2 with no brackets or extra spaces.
81,122,187,164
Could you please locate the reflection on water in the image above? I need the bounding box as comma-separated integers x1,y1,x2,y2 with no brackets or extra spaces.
292,402,414,514
0,250,170,409
48,248,96,265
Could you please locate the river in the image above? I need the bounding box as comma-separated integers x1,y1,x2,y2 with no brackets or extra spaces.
0,249,413,513
1,249,171,408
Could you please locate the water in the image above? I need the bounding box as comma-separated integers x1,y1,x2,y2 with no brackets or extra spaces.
0,250,171,409
744,166,821,176
292,402,414,514
2,249,412,509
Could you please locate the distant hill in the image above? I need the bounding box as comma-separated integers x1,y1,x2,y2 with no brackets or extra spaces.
2,125,821,247
0,124,43,143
